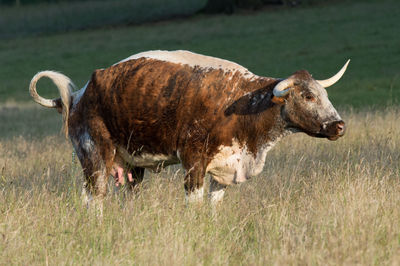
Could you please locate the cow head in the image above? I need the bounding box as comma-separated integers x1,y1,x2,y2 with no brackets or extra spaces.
272,60,350,141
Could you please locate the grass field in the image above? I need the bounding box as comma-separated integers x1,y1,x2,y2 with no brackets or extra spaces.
0,0,206,39
1,0,400,264
0,107,399,264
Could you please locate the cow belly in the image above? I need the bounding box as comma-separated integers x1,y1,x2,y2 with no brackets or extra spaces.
117,146,179,170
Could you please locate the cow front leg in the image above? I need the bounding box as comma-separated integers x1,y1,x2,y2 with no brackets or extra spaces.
184,163,206,204
209,178,227,208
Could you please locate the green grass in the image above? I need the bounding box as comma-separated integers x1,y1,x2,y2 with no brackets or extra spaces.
0,0,206,39
0,106,400,264
0,0,399,108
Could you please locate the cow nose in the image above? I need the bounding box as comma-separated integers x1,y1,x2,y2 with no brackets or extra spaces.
336,120,345,135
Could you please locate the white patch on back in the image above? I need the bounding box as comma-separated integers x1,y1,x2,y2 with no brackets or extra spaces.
117,50,257,78
207,138,283,185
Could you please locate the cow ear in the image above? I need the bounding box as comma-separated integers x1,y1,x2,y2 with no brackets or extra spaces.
271,96,286,105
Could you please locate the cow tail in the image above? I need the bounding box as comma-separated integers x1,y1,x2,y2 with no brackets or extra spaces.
29,71,76,137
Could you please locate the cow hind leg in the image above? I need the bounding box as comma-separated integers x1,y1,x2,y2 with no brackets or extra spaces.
126,167,145,192
71,129,115,216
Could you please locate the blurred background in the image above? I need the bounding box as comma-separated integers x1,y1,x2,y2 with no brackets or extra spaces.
0,0,398,117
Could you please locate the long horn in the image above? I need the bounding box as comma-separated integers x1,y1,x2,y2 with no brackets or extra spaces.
273,79,294,97
317,59,350,88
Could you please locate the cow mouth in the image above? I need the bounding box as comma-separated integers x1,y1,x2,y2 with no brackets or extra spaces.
311,120,346,141
308,132,342,140
306,130,344,141
289,120,345,141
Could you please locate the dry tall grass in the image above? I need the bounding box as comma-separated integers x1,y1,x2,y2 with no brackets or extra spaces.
0,107,399,265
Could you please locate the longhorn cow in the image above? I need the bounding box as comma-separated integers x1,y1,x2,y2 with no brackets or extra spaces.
29,50,349,209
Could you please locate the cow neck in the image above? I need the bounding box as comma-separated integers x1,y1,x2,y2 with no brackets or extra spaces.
231,77,290,154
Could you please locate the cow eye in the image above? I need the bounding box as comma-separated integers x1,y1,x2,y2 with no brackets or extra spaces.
304,94,316,102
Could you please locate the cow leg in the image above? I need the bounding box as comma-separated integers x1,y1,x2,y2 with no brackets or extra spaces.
183,162,206,204
208,178,227,207
81,168,108,217
126,167,145,192
71,127,115,216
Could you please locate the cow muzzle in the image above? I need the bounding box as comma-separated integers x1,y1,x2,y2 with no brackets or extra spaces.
321,120,346,141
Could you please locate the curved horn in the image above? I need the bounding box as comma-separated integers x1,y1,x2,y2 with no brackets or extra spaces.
273,79,294,97
317,59,350,88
